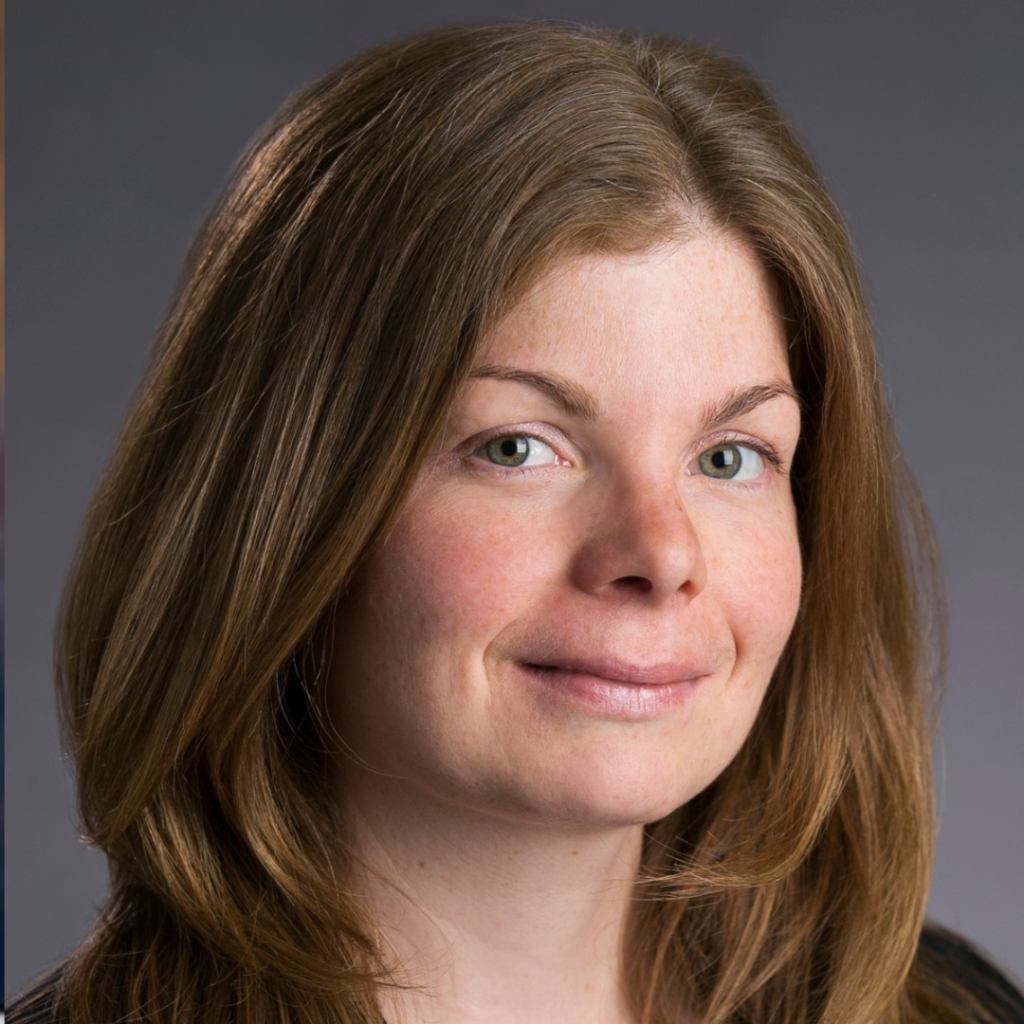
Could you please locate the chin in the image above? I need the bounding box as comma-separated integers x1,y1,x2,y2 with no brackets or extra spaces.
505,755,716,831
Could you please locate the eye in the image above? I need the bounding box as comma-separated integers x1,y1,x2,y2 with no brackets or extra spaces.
696,442,764,481
481,434,558,468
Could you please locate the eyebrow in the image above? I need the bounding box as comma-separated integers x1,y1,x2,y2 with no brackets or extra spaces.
469,365,600,422
699,379,800,432
468,365,798,431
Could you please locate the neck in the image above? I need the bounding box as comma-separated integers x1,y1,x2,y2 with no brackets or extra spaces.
343,773,643,1024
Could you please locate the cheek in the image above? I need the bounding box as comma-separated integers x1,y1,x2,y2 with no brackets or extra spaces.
357,491,559,657
706,502,802,673
679,507,801,793
328,489,567,781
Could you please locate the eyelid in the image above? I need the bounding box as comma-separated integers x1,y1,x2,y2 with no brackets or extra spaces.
469,420,567,443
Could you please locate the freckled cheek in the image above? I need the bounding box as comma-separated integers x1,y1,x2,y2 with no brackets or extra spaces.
377,499,564,642
705,512,802,668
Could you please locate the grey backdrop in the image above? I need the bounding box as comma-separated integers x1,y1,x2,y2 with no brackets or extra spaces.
7,0,1023,998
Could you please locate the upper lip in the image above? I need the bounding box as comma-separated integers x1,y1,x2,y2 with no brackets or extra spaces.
520,656,711,686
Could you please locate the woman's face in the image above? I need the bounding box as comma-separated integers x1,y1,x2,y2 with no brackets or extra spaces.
327,233,803,828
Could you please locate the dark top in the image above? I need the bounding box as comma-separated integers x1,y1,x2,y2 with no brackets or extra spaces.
913,925,1024,1023
6,924,1023,1023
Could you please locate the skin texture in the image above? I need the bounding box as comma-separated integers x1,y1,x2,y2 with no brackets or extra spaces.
326,232,803,1024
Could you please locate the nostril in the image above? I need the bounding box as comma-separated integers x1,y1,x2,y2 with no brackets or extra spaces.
612,575,653,592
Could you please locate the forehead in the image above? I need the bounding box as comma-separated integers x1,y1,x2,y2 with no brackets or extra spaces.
476,233,790,400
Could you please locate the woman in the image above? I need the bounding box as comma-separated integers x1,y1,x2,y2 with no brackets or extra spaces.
8,20,1023,1024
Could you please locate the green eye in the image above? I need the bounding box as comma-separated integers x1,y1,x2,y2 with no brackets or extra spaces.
486,435,530,466
482,434,558,468
697,443,763,481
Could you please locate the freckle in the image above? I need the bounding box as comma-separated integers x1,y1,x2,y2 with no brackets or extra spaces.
419,861,426,869
571,850,578,855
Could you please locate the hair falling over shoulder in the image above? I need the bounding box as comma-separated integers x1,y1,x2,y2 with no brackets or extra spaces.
10,20,1002,1024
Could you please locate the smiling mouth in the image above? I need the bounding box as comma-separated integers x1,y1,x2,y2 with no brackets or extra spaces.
517,658,709,715
520,658,706,686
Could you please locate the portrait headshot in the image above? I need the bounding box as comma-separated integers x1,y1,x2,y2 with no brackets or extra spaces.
6,2,1023,1022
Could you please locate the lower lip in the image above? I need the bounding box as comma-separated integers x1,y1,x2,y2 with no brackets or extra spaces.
518,663,705,717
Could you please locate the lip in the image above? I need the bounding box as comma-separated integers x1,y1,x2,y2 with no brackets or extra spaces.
515,656,710,717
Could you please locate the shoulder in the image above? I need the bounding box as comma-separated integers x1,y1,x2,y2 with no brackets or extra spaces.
4,968,64,1024
914,924,1024,1024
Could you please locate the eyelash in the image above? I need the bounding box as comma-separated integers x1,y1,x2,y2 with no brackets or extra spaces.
701,431,784,472
462,427,784,476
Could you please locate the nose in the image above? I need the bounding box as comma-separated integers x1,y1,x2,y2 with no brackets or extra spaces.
569,473,707,604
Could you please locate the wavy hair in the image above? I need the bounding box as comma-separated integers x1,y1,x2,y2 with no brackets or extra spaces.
13,21,959,1024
